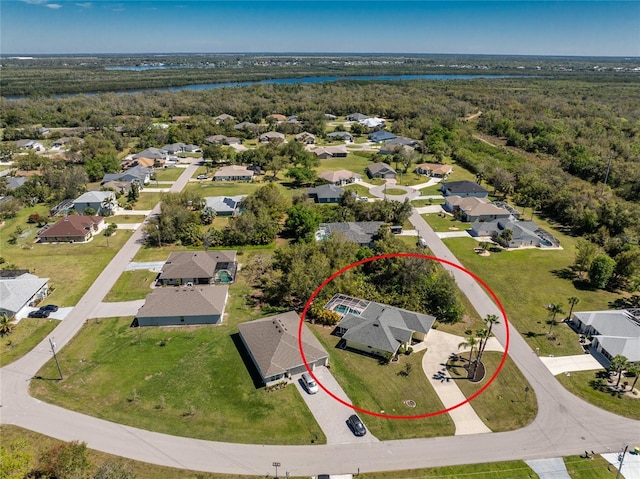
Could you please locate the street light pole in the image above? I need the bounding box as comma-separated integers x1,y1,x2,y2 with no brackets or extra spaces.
155,224,161,247
49,337,63,380
615,443,628,479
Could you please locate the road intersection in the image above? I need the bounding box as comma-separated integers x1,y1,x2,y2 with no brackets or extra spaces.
1,169,638,477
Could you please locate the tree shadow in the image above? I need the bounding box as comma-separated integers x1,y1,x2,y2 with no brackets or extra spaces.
525,331,544,338
550,268,576,281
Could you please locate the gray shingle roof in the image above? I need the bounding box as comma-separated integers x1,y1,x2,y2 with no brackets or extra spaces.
442,180,488,195
367,162,396,176
237,311,329,379
319,221,384,245
159,251,236,281
204,195,247,214
136,285,229,318
0,273,49,316
307,184,344,201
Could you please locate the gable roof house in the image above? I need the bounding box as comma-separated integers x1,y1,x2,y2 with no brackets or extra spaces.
312,145,348,159
214,113,235,124
325,294,436,358
318,169,361,185
234,121,258,131
368,130,397,143
0,272,50,318
444,196,511,223
570,309,640,364
360,117,385,128
73,190,118,215
205,135,242,146
213,165,256,181
346,113,369,122
316,221,384,247
259,131,286,143
415,163,453,179
294,132,316,144
379,143,415,156
52,137,82,149
15,139,44,151
327,131,353,142
470,218,559,248
132,147,168,160
441,180,488,198
135,285,229,327
102,166,153,185
161,143,200,155
37,215,105,243
157,250,237,286
307,184,345,204
366,162,397,179
6,177,27,191
204,195,247,216
237,311,329,385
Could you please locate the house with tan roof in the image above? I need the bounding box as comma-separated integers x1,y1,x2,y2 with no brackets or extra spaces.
37,216,105,243
213,165,256,181
267,114,287,123
366,162,396,179
157,250,237,286
444,196,511,222
135,285,229,327
214,113,235,124
318,169,361,185
237,311,329,385
312,145,348,159
259,131,286,143
294,132,316,144
415,163,453,179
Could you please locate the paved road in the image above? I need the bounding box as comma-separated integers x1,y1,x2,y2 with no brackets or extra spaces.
1,166,639,477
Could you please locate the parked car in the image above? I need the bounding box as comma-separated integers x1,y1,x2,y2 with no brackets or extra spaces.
196,174,208,180
28,309,50,318
301,372,319,394
347,414,366,436
417,237,428,248
40,304,59,312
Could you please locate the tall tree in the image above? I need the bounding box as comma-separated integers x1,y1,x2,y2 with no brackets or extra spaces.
609,355,629,388
546,303,564,334
567,297,580,319
458,336,479,366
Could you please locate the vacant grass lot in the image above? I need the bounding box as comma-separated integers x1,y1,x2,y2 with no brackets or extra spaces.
423,213,471,233
556,370,640,420
0,318,59,367
343,183,371,197
182,180,263,198
563,455,619,479
442,225,620,357
311,325,455,440
0,205,133,307
447,352,537,431
153,168,184,181
134,192,162,210
316,153,373,176
108,214,146,224
103,270,157,302
30,315,325,445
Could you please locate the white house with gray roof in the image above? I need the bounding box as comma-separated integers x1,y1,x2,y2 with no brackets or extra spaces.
204,195,247,216
325,294,436,358
570,309,640,364
0,273,50,318
73,190,118,215
237,311,329,385
316,221,384,247
158,250,237,286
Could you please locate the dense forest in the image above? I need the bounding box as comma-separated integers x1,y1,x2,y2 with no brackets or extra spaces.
1,73,639,291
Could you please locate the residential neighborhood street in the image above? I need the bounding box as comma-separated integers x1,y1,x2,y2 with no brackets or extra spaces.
1,170,639,477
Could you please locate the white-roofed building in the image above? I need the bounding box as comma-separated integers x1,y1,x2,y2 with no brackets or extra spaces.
0,272,50,318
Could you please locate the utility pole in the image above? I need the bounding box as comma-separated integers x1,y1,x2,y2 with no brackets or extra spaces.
602,151,613,195
49,337,63,380
615,443,628,479
155,224,162,247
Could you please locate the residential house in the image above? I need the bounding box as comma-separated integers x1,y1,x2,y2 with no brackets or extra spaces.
157,250,237,286
0,272,50,318
366,162,397,179
325,114,337,120
73,190,118,215
267,114,287,123
49,199,75,217
37,216,105,243
223,137,242,145
237,311,329,385
234,121,257,131
205,135,242,146
570,309,640,363
102,166,153,185
444,196,511,223
295,132,316,144
379,143,414,156
214,113,235,124
470,218,559,248
259,131,286,143
360,117,385,128
52,137,82,149
387,137,420,148
101,181,133,195
316,221,384,247
415,163,453,179
14,139,44,151
368,131,397,143
346,113,369,122
441,180,488,198
325,294,435,358
135,285,229,327
307,184,345,204
161,143,200,155
312,145,348,159
123,157,158,169
213,165,255,181
132,147,168,160
204,195,247,216
327,131,353,142
6,177,27,191
318,170,361,185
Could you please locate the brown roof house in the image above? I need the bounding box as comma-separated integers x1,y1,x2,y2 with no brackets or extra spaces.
312,145,348,159
294,132,316,144
259,131,286,143
37,216,105,243
415,163,453,179
318,169,361,185
237,311,329,385
135,285,229,327
157,251,237,286
444,196,511,223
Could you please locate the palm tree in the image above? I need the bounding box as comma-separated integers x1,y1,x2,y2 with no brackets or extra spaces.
458,336,479,365
546,303,565,335
485,314,501,339
627,363,640,392
475,328,490,365
609,355,629,388
0,313,13,337
567,297,580,319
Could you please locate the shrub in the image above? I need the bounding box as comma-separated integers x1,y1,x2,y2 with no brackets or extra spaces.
27,213,41,223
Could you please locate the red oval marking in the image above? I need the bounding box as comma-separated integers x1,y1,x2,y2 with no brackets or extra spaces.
297,253,510,420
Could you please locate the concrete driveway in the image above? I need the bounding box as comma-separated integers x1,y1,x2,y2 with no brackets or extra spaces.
294,366,379,445
539,354,604,375
89,300,145,319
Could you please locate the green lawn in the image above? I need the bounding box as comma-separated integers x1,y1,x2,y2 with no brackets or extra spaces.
447,352,537,431
134,192,162,210
556,370,640,420
422,213,471,233
0,318,59,367
0,205,133,307
311,325,455,440
343,183,371,197
381,187,407,196
442,229,620,357
564,455,619,479
153,168,183,181
316,153,373,176
359,461,537,479
182,181,263,198
108,215,146,224
412,198,445,207
103,270,157,302
419,183,444,195
30,315,325,445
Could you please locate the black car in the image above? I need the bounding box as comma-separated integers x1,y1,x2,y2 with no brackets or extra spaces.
28,309,50,318
347,414,367,436
40,304,59,312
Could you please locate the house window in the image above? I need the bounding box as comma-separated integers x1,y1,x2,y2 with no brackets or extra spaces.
180,316,185,322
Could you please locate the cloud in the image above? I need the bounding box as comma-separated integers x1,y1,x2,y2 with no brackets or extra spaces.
76,2,92,7
20,0,48,4
45,3,62,8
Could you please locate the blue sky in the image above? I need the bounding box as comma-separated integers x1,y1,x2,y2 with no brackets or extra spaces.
1,1,638,56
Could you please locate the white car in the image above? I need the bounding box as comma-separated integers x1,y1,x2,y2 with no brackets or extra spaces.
196,174,208,180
